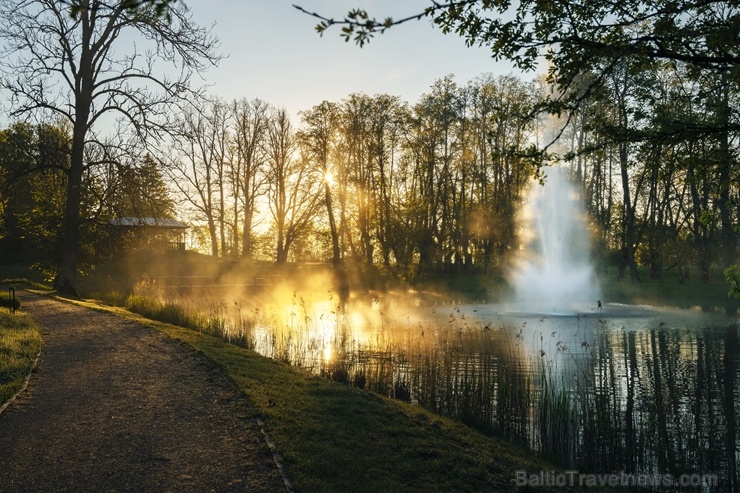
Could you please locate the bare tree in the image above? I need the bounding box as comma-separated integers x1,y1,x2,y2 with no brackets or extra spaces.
166,101,228,257
231,98,270,258
0,0,219,293
265,108,324,263
299,101,341,264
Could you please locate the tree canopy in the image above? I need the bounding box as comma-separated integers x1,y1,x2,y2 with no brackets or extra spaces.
296,0,740,137
66,0,178,20
296,0,739,307
296,0,739,73
0,0,219,293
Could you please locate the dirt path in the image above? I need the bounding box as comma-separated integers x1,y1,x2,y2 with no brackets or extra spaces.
0,291,287,493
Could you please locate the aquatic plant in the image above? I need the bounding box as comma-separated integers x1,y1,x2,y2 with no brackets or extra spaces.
91,288,737,490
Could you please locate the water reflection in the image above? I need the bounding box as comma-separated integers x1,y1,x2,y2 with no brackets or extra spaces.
493,306,738,491
159,287,738,492
575,322,737,487
255,298,737,491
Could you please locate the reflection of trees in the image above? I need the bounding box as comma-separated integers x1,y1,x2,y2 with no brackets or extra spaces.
579,327,737,485
625,330,638,474
524,322,738,483
320,318,738,483
722,326,738,490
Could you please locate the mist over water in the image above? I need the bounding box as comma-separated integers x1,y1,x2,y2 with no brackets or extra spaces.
511,167,601,313
113,201,737,488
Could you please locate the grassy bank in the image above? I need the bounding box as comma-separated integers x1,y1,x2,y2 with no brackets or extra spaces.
54,293,595,493
0,304,41,408
0,264,727,490
598,266,732,310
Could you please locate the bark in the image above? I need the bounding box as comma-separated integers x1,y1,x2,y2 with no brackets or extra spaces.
57,8,95,295
242,212,253,258
717,75,737,313
326,181,341,264
619,140,640,282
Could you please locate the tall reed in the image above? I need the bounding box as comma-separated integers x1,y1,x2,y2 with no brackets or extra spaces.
94,288,736,490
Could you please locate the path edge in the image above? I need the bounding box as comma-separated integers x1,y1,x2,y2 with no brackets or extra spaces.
17,289,295,493
0,348,41,417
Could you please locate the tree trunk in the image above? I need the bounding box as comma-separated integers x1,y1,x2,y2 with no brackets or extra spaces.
232,205,239,257
326,181,341,264
207,214,218,257
718,76,736,313
57,121,85,296
219,192,226,256
619,141,640,282
242,209,253,258
276,219,287,263
57,18,95,295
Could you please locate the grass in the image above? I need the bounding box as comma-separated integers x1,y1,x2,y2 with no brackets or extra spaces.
51,292,601,493
97,289,543,445
82,277,735,484
0,263,48,289
0,305,41,407
3,262,731,489
598,265,732,310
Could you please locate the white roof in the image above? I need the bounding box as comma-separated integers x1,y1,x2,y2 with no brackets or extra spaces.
109,217,189,229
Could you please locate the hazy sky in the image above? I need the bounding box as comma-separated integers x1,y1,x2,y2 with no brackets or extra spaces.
186,0,519,118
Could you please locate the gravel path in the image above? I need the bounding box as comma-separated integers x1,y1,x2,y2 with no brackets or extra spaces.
0,291,287,493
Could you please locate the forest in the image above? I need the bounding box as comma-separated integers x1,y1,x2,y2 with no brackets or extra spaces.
0,0,737,293
1,66,736,285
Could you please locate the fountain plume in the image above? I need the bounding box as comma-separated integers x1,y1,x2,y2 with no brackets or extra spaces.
512,166,601,313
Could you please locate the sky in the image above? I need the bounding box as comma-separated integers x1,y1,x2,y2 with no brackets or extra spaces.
185,0,520,119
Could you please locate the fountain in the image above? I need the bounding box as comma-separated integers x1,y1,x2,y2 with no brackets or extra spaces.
511,166,601,314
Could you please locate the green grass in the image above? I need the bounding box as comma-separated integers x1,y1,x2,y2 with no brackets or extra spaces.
56,293,601,493
598,266,731,310
4,261,728,487
0,307,41,407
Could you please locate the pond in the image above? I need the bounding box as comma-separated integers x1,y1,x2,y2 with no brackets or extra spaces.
139,285,738,491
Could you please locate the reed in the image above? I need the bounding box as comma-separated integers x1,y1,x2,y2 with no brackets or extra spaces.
90,288,737,489
535,359,577,466
102,291,553,445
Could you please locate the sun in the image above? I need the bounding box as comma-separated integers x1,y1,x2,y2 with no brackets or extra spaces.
324,171,335,185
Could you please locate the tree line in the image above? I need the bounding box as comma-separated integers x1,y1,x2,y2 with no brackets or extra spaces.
161,74,539,277
0,0,737,292
2,63,737,284
157,60,740,283
300,0,740,288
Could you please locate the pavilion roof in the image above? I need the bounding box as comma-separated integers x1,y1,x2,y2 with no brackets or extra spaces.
109,217,189,229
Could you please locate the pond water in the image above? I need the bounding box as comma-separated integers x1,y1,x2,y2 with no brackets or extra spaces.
142,282,737,491
241,294,738,491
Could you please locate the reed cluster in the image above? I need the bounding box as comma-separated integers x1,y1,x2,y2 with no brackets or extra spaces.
91,288,736,489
